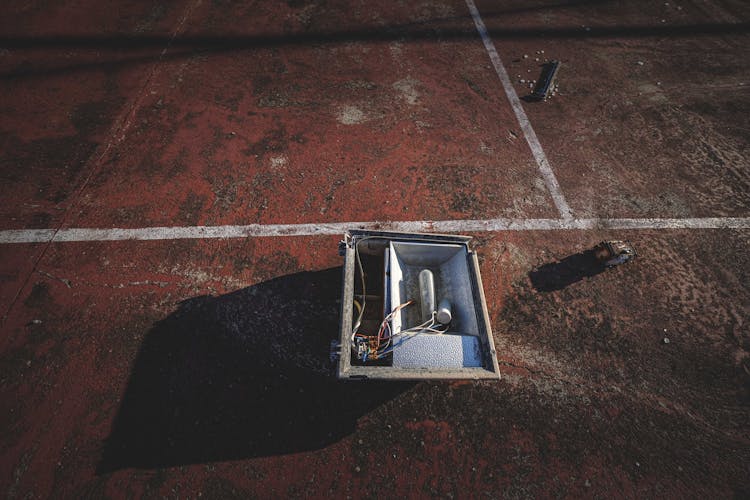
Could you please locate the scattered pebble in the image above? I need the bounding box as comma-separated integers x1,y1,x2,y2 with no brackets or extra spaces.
636,61,644,66
31,319,42,324
534,57,540,62
663,337,670,344
523,54,529,59
520,79,526,83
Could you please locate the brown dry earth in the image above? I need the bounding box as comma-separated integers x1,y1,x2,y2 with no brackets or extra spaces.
1,0,749,497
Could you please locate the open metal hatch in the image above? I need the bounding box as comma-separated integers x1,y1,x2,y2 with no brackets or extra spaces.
336,230,500,380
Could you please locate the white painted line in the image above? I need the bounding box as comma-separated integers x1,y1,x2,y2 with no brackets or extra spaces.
0,229,56,244
464,0,574,220
1,218,748,244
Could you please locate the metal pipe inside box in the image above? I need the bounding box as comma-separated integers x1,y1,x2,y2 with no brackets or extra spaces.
387,241,481,368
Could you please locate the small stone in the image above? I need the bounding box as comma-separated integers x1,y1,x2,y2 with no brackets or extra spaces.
585,480,591,487
520,79,526,83
529,83,534,88
661,19,666,23
663,337,670,344
540,50,545,54
355,466,361,473
523,54,529,59
635,462,641,467
534,57,540,62
31,319,42,324
637,61,644,66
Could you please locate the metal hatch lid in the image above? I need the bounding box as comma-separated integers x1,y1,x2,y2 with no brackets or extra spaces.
337,229,500,381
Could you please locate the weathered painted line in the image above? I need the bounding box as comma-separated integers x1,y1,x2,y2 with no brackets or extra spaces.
465,0,574,220
1,218,748,244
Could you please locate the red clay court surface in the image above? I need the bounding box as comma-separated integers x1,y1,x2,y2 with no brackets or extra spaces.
1,0,749,497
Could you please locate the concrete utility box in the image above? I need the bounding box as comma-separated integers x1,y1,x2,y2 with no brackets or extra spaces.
336,230,500,380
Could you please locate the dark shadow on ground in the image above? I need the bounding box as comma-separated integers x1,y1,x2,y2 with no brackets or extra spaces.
2,19,749,80
529,249,606,292
97,267,412,473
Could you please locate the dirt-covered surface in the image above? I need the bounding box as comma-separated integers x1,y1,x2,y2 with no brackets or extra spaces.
1,0,749,497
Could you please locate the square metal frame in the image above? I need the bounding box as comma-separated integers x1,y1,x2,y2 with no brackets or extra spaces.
337,229,501,380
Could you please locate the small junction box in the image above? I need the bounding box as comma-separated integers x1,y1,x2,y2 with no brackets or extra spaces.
336,230,500,381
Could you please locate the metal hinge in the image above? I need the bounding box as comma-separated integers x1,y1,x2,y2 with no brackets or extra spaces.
329,340,342,361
